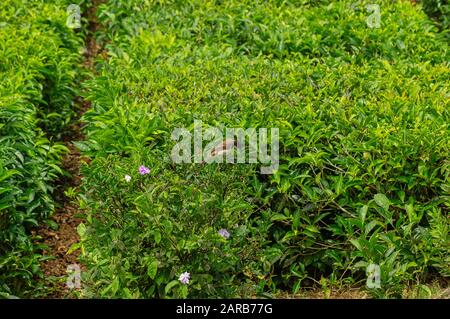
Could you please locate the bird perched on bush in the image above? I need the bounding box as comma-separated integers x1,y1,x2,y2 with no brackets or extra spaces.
201,138,237,163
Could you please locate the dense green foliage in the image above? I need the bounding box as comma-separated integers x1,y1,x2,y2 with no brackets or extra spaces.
419,0,449,31
0,0,82,297
1,0,448,299
77,0,449,298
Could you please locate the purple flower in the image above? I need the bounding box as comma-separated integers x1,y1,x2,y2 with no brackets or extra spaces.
218,228,230,239
139,165,151,175
179,272,190,285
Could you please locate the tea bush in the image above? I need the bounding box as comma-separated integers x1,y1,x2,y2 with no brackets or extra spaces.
419,0,449,32
0,0,82,297
76,0,449,298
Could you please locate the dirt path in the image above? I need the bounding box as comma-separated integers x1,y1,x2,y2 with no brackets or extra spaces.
33,1,104,298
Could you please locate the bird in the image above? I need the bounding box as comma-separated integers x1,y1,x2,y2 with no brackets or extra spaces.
201,138,237,163
211,138,236,156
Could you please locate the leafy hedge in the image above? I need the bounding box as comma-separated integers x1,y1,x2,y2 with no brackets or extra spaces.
419,0,449,32
78,0,449,298
0,0,82,297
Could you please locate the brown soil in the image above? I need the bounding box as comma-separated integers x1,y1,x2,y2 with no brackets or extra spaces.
33,1,104,298
278,279,450,299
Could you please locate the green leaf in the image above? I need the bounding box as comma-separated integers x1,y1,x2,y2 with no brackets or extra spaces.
305,225,320,233
111,277,120,295
147,260,158,279
350,239,363,251
162,220,173,233
45,219,59,230
165,280,179,295
359,205,368,224
271,213,289,221
405,203,417,223
73,141,92,152
0,169,21,183
77,223,86,237
374,193,390,210
67,242,81,254
154,231,161,244
364,220,381,235
353,261,368,269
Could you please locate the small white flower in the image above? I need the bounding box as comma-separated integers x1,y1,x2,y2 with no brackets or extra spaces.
179,272,190,285
124,175,132,182
218,229,230,239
